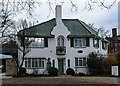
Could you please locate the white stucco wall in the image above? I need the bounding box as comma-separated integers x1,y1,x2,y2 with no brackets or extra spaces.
18,5,108,74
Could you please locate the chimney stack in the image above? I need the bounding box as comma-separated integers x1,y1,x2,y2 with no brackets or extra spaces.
55,5,62,24
112,28,117,37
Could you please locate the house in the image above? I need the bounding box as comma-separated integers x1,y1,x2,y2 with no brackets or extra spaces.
106,28,120,53
18,5,108,74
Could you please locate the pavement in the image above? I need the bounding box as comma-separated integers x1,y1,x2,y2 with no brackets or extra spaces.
1,76,120,85
0,73,12,79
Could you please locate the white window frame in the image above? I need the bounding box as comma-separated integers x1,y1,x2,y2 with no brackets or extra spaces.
29,38,44,48
25,58,45,69
75,57,87,67
74,38,86,47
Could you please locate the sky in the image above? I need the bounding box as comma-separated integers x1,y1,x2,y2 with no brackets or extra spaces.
15,0,119,36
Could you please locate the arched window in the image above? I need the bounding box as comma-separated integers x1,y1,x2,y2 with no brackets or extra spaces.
52,60,55,67
68,59,70,67
57,36,64,46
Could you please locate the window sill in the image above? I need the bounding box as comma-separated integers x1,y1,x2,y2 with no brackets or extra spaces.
25,67,45,69
28,47,47,48
74,47,86,48
75,66,87,68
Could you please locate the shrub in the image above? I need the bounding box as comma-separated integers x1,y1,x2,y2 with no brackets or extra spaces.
19,67,26,75
87,52,105,75
66,68,75,75
77,72,86,76
48,67,58,76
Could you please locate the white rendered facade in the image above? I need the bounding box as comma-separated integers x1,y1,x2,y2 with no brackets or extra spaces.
18,5,108,74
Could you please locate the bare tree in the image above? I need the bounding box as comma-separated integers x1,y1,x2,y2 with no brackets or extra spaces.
0,0,116,72
88,23,111,38
17,19,34,69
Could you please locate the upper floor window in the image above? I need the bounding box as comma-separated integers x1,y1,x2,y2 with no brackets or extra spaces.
93,39,99,48
102,41,107,50
57,36,64,46
74,38,86,47
21,37,48,48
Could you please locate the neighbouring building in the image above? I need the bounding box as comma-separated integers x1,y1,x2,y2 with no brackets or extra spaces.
18,5,108,74
106,28,120,53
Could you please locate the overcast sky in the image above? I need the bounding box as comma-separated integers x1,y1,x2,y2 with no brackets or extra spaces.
15,0,119,36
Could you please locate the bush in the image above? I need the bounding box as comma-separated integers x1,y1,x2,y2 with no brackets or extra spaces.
66,68,75,75
77,72,86,76
48,67,58,76
19,67,26,75
87,52,105,75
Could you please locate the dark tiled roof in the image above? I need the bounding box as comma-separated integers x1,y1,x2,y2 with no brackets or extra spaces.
18,18,98,37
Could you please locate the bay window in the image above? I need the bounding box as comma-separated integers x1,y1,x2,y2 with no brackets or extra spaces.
25,58,45,68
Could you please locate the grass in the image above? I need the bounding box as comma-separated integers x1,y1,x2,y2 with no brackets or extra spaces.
17,74,120,78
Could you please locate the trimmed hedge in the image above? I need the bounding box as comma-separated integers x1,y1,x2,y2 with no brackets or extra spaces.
19,67,26,75
48,67,58,76
66,68,75,75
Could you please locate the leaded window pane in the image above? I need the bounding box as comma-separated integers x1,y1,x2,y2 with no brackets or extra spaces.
83,58,86,66
75,58,78,66
28,59,31,67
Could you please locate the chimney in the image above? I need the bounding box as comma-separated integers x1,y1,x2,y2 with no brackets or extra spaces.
112,28,117,37
55,5,62,24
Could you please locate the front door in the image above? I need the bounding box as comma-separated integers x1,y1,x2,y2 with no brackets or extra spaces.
58,59,64,74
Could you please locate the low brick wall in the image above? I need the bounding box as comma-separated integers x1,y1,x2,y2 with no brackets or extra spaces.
6,58,17,76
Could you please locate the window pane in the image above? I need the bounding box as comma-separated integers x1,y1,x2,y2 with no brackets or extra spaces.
75,58,78,66
82,38,86,47
83,58,86,66
79,39,82,47
57,38,60,46
53,60,55,67
28,59,31,67
34,59,38,67
68,59,70,67
79,60,82,66
61,38,64,46
39,59,41,67
32,59,35,67
75,39,78,47
42,61,44,68
25,60,27,67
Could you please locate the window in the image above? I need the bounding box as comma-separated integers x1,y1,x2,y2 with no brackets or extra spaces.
68,59,70,67
93,39,99,48
115,43,117,47
52,60,55,67
119,43,120,46
25,58,45,68
74,38,86,47
102,41,107,49
22,37,48,48
57,36,64,46
75,57,87,67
